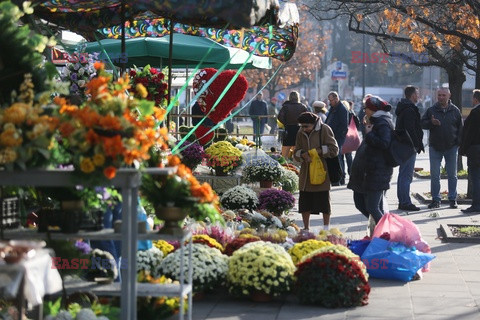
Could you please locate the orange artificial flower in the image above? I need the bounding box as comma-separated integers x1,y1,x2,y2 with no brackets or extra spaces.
99,115,122,131
154,107,166,121
85,129,99,144
167,155,182,167
101,135,124,158
103,166,117,179
93,61,105,70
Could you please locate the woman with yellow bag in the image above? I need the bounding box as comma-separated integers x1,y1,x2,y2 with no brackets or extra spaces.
294,112,339,231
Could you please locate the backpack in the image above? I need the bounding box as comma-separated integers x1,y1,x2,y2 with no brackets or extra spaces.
385,129,416,167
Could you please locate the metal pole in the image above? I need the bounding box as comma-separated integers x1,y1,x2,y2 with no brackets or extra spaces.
362,33,366,98
167,20,174,131
120,0,126,76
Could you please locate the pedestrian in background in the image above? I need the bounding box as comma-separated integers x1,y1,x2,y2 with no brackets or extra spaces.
459,89,480,213
395,86,424,211
312,101,328,123
421,88,463,209
267,97,278,134
278,91,308,159
249,92,268,145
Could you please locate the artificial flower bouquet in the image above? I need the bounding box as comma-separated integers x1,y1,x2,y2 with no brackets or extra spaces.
243,160,284,183
54,62,169,182
60,52,98,102
0,74,58,170
179,142,205,171
258,189,295,216
220,185,258,211
295,244,370,307
137,271,187,319
227,241,295,297
158,243,228,293
129,65,168,106
204,141,243,174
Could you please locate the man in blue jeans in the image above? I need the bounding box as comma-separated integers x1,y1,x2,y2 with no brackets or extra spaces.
459,89,480,213
395,86,424,211
421,88,463,209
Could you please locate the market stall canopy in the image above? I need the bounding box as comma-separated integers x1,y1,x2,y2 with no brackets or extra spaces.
16,0,281,32
84,34,272,69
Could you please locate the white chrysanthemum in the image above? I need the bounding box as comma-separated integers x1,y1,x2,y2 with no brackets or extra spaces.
55,310,73,320
75,309,96,320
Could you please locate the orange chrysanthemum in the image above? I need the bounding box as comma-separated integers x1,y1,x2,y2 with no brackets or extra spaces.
99,115,122,131
101,135,124,158
58,122,75,137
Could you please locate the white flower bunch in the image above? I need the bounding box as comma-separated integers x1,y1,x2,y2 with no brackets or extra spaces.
243,161,283,183
279,167,299,192
137,247,164,277
158,243,228,292
220,185,258,210
235,143,250,151
227,241,295,297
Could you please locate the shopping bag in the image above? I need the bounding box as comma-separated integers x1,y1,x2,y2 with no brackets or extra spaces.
384,129,416,167
308,149,326,185
361,238,435,282
372,213,432,271
341,116,361,154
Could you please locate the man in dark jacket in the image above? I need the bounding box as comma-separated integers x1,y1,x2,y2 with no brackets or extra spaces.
326,91,349,185
421,88,463,209
249,92,268,145
395,86,424,211
459,89,480,213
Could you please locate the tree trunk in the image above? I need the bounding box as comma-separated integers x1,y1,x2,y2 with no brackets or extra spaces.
445,60,466,172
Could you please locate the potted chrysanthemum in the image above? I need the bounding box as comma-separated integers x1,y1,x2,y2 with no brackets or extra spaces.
243,160,284,188
204,141,243,175
220,186,258,211
258,189,295,216
179,142,205,171
295,244,370,307
288,239,332,265
158,243,228,293
227,241,295,301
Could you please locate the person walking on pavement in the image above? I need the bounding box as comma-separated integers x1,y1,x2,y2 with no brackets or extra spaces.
278,91,308,159
294,112,339,231
267,97,278,134
325,91,349,185
347,96,394,226
459,89,480,213
396,86,424,211
249,92,268,145
312,101,328,123
421,88,463,209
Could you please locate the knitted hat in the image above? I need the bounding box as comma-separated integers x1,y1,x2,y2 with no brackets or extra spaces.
364,96,392,112
297,112,319,124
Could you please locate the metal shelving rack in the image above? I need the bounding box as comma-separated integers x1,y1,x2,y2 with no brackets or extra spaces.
0,168,193,320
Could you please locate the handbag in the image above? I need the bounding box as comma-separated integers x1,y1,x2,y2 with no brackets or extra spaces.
341,115,361,154
308,149,326,185
385,129,416,167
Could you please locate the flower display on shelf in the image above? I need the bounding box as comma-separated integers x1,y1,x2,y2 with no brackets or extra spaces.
0,74,58,170
258,189,295,216
227,241,295,297
243,161,284,183
129,65,168,106
204,141,243,174
153,239,175,256
220,186,258,211
192,234,224,252
223,235,261,256
158,243,228,293
136,247,164,278
295,245,370,307
288,239,333,265
60,52,98,102
54,62,169,181
137,271,187,319
179,142,204,171
278,168,299,192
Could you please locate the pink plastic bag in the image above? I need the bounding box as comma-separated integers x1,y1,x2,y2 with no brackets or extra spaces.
372,213,432,272
341,116,361,154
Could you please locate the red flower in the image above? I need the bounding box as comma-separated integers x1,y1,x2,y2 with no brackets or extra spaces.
150,68,158,74
129,70,137,77
157,72,165,80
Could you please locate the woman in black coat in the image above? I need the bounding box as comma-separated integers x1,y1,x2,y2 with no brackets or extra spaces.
347,96,394,223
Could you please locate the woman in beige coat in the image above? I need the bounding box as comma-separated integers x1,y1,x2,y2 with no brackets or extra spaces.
294,112,339,231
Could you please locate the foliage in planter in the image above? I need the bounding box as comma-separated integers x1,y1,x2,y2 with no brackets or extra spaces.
243,160,284,183
295,250,370,307
227,241,295,297
137,271,187,320
288,239,333,265
258,189,295,215
417,168,468,179
137,247,164,278
220,186,258,211
158,243,228,293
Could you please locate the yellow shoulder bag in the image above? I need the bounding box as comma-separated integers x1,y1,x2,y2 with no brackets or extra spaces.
308,149,326,185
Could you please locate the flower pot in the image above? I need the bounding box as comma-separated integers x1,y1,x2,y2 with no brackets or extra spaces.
250,290,273,302
259,180,273,188
155,207,188,236
214,166,228,176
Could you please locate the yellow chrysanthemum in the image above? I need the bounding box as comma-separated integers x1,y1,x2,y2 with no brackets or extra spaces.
79,157,95,173
92,153,106,166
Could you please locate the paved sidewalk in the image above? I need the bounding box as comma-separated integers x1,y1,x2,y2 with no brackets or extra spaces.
192,152,480,320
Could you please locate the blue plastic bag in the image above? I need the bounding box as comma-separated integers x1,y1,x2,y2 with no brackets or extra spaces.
348,239,371,256
361,238,435,282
